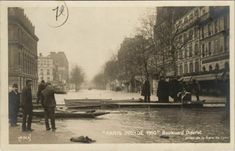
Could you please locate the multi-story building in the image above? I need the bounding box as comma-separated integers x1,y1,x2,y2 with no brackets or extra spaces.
198,6,229,73
155,6,229,95
48,52,69,84
154,7,193,77
175,6,229,77
38,53,58,83
8,7,39,94
175,7,201,76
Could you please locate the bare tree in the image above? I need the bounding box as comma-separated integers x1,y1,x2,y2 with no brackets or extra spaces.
154,7,192,76
70,65,85,91
136,10,159,77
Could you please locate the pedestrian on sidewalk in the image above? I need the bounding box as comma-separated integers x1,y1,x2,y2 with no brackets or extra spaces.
42,83,57,131
37,80,46,104
157,76,169,103
21,80,33,132
191,79,200,101
141,77,151,102
9,83,20,127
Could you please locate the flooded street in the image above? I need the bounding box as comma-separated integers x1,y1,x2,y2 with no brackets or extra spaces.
56,90,229,143
9,89,229,144
64,108,229,143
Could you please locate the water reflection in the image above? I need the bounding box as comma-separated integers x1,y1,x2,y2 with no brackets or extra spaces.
56,90,229,143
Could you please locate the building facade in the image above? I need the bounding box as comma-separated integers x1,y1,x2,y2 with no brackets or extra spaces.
175,7,201,76
38,53,58,83
199,6,229,73
175,6,229,76
154,6,229,95
8,7,39,94
48,52,69,84
154,7,193,77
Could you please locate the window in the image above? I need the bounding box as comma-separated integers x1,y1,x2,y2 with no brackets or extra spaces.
180,64,183,75
201,27,204,38
202,44,205,57
194,10,199,17
195,61,199,72
194,28,198,38
209,65,213,71
190,62,193,73
185,47,188,58
214,39,219,53
184,63,188,74
202,66,206,72
47,69,50,75
194,43,199,55
208,23,211,36
224,62,229,71
184,33,187,42
189,44,192,57
202,8,206,14
18,52,21,65
219,17,224,31
215,64,219,71
215,20,218,33
208,42,211,55
189,30,193,40
220,37,224,52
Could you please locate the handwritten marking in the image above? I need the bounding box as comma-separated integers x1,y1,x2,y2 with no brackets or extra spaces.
51,1,69,28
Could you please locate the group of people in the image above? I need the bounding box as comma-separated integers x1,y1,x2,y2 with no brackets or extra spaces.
141,76,200,103
8,80,57,132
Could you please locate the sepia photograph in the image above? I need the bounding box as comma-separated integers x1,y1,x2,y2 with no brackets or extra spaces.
0,1,234,151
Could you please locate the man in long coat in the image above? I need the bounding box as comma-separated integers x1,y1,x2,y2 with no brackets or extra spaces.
9,83,20,126
21,80,33,132
141,78,151,102
42,83,57,131
157,76,169,102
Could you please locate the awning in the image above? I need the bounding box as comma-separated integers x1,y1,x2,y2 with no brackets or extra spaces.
194,74,217,81
180,72,227,82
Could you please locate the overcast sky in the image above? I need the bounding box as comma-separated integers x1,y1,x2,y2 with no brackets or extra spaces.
24,6,155,81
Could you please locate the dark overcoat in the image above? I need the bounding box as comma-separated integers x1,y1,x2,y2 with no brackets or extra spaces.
21,86,33,113
9,90,20,116
42,85,56,108
157,80,169,102
141,80,151,96
170,79,182,98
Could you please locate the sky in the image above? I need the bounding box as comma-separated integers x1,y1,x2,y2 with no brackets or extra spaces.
24,6,155,81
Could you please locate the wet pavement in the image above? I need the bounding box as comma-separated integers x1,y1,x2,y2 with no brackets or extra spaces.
9,90,229,144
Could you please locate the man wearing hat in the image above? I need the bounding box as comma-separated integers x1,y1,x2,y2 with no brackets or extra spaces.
41,82,57,131
21,80,33,132
9,83,20,126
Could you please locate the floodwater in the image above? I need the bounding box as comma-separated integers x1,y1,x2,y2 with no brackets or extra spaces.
9,89,229,144
53,89,229,143
64,108,229,143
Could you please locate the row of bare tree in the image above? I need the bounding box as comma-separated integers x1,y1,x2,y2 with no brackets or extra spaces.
93,7,192,89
